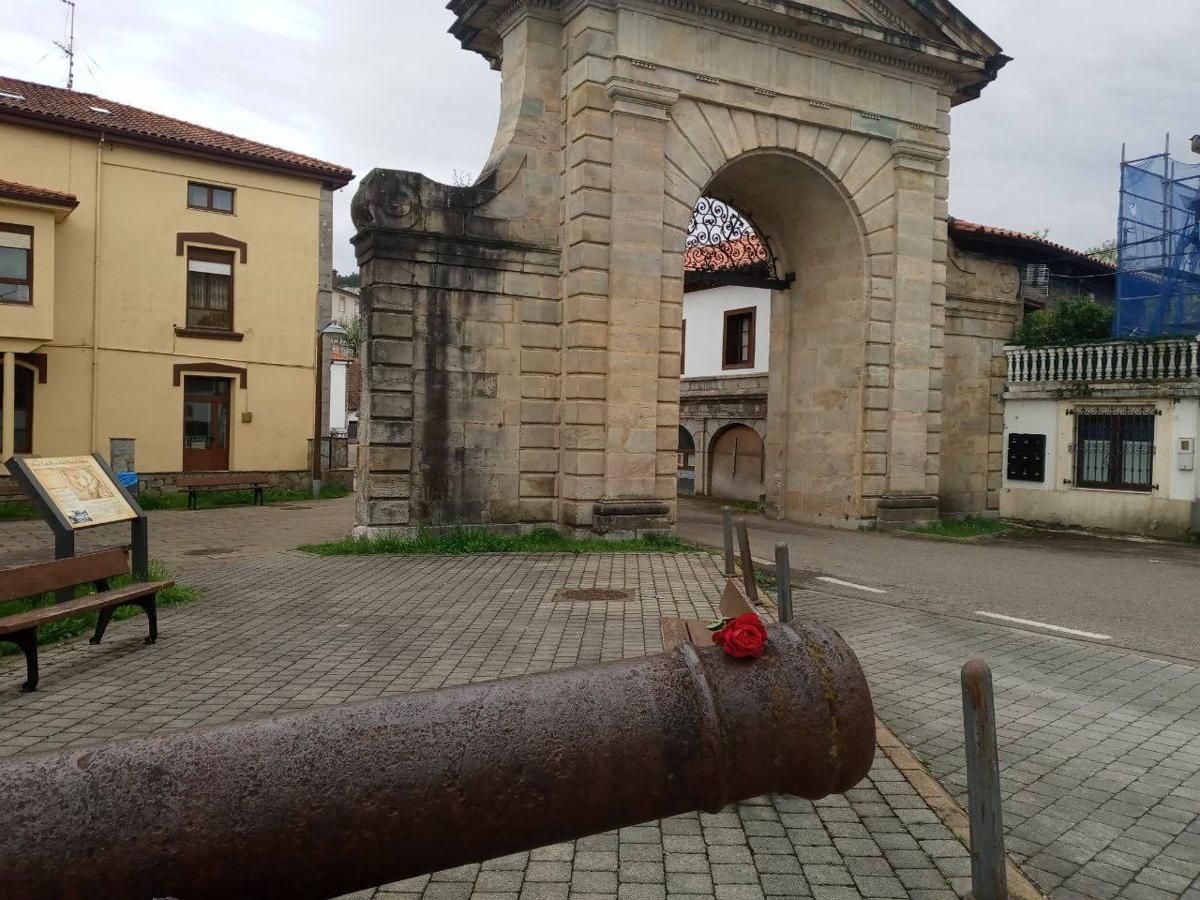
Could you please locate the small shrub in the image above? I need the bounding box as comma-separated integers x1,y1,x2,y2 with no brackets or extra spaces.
1012,296,1113,347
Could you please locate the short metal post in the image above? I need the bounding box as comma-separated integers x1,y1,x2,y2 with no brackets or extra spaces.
736,521,759,605
774,542,792,623
131,516,149,582
53,529,75,604
961,659,1007,900
721,506,735,576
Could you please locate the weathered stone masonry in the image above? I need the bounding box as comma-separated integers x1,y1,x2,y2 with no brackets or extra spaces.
352,0,1006,535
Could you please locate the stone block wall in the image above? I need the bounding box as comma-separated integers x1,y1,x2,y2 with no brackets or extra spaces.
941,244,1022,514
350,0,1006,535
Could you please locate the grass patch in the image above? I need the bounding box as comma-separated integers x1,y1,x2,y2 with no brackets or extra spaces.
906,515,1011,541
300,526,701,556
139,483,349,511
0,560,200,655
0,501,40,522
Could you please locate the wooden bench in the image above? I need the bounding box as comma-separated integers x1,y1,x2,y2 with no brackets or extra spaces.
661,578,759,652
0,479,25,501
0,548,172,692
174,473,270,510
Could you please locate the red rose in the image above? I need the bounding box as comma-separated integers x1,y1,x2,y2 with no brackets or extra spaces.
712,612,767,659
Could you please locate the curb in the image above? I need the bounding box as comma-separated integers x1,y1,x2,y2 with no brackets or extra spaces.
875,719,1046,900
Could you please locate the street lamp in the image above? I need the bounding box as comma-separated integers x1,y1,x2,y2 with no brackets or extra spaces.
313,320,349,497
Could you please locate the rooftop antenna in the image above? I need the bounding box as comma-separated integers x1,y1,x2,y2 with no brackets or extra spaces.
54,0,77,90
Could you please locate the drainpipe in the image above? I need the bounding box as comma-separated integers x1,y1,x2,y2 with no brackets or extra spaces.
89,134,105,454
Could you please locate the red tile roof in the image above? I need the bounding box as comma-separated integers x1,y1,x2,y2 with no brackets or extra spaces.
0,76,352,187
948,218,1116,271
684,234,766,273
0,178,78,209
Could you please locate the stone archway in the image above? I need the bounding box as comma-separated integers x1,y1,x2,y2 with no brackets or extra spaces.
351,1,1006,536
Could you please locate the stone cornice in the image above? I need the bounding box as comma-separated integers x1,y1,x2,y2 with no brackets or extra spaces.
605,76,680,120
463,0,997,96
890,138,946,172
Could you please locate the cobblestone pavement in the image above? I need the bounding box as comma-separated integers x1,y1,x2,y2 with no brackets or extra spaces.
797,589,1200,900
1,503,1198,898
0,538,974,900
0,494,357,569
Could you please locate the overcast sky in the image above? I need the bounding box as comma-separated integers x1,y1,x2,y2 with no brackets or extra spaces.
7,0,1199,272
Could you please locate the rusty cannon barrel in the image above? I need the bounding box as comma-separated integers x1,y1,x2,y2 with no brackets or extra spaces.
0,622,874,900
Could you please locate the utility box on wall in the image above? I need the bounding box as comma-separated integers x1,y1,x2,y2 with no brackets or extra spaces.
1178,437,1195,471
1006,433,1046,483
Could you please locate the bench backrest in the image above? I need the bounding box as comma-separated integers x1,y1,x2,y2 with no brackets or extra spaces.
175,474,267,487
0,547,130,603
0,480,25,498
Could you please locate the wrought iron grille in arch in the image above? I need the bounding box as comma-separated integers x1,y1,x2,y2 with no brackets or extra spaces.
685,197,792,290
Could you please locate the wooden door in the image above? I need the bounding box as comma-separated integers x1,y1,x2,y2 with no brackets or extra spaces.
183,376,231,471
709,425,763,501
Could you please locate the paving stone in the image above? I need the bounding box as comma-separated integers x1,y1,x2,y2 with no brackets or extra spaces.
7,506,1194,900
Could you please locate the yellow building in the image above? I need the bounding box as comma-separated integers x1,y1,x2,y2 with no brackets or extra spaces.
0,76,352,485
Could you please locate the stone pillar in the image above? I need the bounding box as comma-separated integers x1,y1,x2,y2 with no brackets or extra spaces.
588,76,678,536
877,139,946,526
1,351,14,461
109,438,135,473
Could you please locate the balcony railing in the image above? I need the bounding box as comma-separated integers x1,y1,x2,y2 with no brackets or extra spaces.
1005,338,1200,385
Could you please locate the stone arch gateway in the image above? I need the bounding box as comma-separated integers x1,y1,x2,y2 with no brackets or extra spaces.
351,0,1006,536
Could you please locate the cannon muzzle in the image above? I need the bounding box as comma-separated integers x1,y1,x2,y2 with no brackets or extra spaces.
0,622,874,899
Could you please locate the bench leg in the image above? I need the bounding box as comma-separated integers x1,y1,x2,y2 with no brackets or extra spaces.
256,487,264,505
188,490,196,510
90,607,117,645
3,629,40,692
138,596,159,645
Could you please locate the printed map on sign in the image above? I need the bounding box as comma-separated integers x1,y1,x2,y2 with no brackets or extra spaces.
24,456,136,529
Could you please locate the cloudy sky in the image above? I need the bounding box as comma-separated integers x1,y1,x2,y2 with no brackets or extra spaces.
7,0,1199,271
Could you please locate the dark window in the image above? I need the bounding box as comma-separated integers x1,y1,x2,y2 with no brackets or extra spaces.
1074,408,1155,491
1023,262,1050,298
1006,433,1046,482
722,307,756,370
186,247,235,331
0,223,33,304
0,364,34,454
187,181,235,213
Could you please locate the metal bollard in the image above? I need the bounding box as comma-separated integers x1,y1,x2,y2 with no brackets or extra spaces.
0,623,876,900
961,659,1007,900
774,542,793,623
722,506,735,575
736,521,759,605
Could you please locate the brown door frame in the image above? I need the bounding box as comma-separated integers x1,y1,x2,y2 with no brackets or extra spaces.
182,375,233,472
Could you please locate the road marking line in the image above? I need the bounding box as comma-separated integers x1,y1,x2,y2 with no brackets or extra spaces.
974,611,1112,641
816,576,886,594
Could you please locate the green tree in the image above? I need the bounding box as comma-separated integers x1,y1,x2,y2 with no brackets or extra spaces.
336,314,365,356
1012,296,1113,347
1086,239,1118,266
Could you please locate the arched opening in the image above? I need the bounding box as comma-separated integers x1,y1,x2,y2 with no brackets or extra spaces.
677,150,869,524
708,424,764,502
676,426,696,495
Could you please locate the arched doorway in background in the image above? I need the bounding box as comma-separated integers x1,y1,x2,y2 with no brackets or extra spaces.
677,426,696,494
709,424,763,502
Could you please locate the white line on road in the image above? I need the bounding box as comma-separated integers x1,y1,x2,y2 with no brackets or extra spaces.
974,611,1112,641
816,576,887,594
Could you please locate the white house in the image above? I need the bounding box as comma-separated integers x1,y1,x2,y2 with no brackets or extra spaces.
1002,341,1200,536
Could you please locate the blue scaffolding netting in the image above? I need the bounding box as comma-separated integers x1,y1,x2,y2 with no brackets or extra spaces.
1115,151,1200,338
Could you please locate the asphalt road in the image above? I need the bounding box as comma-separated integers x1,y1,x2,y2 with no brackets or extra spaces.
677,496,1200,662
